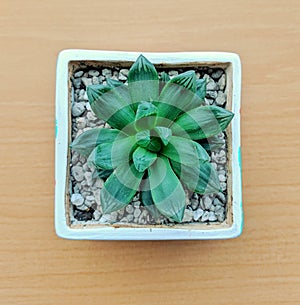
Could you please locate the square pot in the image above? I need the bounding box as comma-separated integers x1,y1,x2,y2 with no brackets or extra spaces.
55,50,243,240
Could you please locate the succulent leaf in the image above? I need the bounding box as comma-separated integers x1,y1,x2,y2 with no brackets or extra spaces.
171,160,221,194
106,78,124,88
195,78,207,100
92,168,113,179
159,72,170,82
70,128,120,158
171,105,234,140
153,126,172,146
169,70,197,92
159,72,170,92
162,136,209,167
133,147,157,173
88,135,136,170
135,101,158,130
144,137,162,152
100,162,143,213
135,129,151,148
157,71,197,123
128,55,159,107
140,176,162,220
198,135,224,154
87,84,135,130
148,157,186,222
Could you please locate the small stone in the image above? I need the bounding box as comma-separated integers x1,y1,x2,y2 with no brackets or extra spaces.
201,211,210,222
76,117,86,129
204,98,214,105
168,70,178,77
102,69,112,78
208,211,217,221
93,178,104,189
71,193,84,206
199,198,205,210
82,77,92,87
85,102,92,111
125,205,134,214
203,196,212,210
215,206,225,215
191,198,199,210
93,189,101,205
219,150,226,158
72,102,85,117
93,210,101,221
218,74,226,90
76,203,88,211
127,214,134,222
193,208,204,221
206,91,218,99
120,217,128,223
73,209,93,221
71,152,79,165
88,70,100,77
133,200,141,208
118,73,126,81
182,209,194,222
132,194,139,202
213,198,223,207
85,195,95,207
84,172,93,186
74,71,84,78
71,166,84,182
217,213,225,222
206,80,219,91
118,209,125,217
99,212,117,223
211,69,223,79
72,78,82,89
92,76,99,85
220,182,227,191
218,174,226,182
216,192,226,203
134,208,141,218
120,69,129,76
86,111,97,122
138,210,148,224
215,91,227,106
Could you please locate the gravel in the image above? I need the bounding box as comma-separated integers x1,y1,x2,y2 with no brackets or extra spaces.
69,65,228,225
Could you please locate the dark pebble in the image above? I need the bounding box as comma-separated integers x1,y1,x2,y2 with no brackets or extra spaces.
74,208,94,221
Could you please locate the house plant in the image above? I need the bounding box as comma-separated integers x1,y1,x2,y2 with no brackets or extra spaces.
55,50,243,240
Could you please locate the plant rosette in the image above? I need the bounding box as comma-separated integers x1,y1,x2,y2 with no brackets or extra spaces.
55,50,243,240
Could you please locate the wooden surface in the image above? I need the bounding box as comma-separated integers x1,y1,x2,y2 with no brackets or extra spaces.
0,0,299,304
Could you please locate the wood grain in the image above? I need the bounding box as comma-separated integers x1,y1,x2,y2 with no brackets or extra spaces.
0,0,299,304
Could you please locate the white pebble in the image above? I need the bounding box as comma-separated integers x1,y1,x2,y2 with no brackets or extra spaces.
82,77,92,87
193,208,204,221
93,210,101,221
71,166,84,182
201,211,210,222
72,102,85,117
203,196,212,210
126,205,134,214
134,208,141,218
208,212,217,222
71,193,84,206
182,209,194,222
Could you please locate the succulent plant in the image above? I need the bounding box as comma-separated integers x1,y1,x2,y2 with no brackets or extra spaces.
71,55,234,222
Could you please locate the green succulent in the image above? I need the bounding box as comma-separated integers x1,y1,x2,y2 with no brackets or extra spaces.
70,55,234,222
